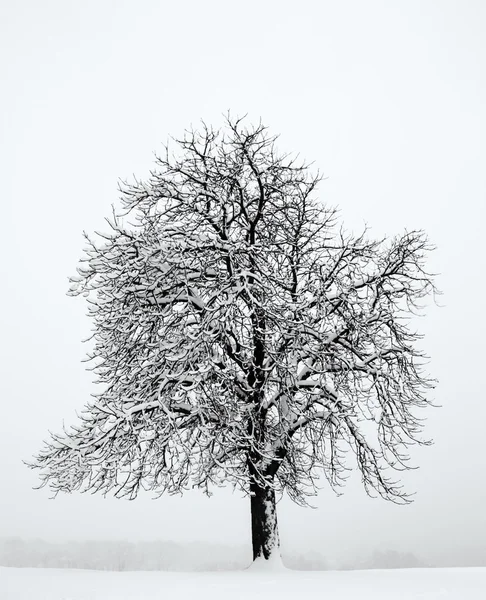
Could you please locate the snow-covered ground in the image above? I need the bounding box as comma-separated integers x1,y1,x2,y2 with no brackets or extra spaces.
1,565,486,600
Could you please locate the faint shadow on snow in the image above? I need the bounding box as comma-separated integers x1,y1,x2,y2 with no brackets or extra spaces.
246,554,288,572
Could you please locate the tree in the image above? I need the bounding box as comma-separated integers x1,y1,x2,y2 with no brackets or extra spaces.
32,116,436,564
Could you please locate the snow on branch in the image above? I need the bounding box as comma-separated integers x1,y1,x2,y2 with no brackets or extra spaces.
31,116,438,508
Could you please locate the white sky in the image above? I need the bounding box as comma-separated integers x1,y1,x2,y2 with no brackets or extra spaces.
1,0,485,566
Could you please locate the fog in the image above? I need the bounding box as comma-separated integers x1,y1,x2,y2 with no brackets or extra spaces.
0,538,433,571
1,0,485,569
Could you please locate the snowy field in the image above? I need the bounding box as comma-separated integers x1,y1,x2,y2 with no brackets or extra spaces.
2,566,486,600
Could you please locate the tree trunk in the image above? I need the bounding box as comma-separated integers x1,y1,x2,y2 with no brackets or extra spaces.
250,478,279,561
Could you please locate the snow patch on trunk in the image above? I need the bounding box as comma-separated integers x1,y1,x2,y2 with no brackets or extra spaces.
263,496,279,554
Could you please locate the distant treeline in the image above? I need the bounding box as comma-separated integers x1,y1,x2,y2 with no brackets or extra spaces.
2,538,485,571
0,538,250,571
0,538,430,571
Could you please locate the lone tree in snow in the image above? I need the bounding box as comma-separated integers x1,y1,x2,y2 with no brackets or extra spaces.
32,116,436,563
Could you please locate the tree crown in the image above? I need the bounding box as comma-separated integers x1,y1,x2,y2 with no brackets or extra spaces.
32,116,437,506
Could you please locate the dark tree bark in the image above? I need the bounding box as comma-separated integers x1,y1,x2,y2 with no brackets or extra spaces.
250,477,279,561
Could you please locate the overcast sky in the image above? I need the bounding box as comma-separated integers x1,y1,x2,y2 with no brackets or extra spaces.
1,0,485,566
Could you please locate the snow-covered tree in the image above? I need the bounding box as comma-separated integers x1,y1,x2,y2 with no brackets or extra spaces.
32,117,436,564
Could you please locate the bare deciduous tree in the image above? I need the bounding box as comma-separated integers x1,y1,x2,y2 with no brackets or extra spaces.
31,116,437,564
